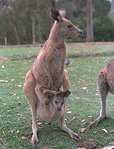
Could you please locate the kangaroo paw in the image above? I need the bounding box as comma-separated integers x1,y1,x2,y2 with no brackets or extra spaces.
70,132,80,140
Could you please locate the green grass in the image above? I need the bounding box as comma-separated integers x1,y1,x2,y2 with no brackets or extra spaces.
0,46,40,60
0,43,114,149
109,15,114,24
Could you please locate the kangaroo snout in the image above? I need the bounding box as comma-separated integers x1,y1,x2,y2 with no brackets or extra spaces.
57,107,61,111
79,29,83,35
76,27,83,36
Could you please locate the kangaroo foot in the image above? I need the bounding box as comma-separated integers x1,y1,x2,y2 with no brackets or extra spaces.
90,115,114,127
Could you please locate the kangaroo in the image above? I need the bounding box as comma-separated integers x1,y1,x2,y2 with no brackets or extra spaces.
90,59,114,126
23,8,82,148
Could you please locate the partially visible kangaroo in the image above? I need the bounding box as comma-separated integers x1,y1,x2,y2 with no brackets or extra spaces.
23,8,82,148
90,59,114,126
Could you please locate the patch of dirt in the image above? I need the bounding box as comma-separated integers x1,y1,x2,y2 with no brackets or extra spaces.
78,139,97,149
0,56,9,61
0,138,4,147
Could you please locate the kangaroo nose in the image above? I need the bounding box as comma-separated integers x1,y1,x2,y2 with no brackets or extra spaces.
57,107,61,111
79,30,83,35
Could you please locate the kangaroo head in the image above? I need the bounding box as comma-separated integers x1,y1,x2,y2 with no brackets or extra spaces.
50,8,83,38
43,89,71,111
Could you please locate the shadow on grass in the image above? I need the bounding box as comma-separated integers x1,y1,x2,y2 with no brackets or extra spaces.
10,51,114,61
69,51,114,58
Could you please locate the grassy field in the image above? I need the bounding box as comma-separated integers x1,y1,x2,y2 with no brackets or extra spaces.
0,43,114,149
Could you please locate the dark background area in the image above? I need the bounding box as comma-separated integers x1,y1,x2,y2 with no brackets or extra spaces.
0,0,114,45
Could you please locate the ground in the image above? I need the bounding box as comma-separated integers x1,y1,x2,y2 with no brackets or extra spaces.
0,42,114,149
0,56,9,61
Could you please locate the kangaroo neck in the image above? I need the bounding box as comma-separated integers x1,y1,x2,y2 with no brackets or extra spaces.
48,21,64,44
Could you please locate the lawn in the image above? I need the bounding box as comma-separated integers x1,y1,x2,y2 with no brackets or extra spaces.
0,43,114,149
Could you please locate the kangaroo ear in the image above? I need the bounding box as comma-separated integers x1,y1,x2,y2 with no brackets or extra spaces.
63,90,71,98
51,8,62,22
59,9,66,18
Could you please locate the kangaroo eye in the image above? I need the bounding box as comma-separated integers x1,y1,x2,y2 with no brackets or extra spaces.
67,25,72,28
62,102,64,105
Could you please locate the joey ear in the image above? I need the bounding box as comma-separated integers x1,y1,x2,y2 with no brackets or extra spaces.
43,91,54,105
44,91,54,100
63,90,71,98
51,8,62,22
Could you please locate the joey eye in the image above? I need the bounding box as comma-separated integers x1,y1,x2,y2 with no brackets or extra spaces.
67,24,72,28
55,101,58,104
62,102,64,105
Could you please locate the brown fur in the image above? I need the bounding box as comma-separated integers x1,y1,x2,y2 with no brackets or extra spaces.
90,59,114,126
23,8,82,148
